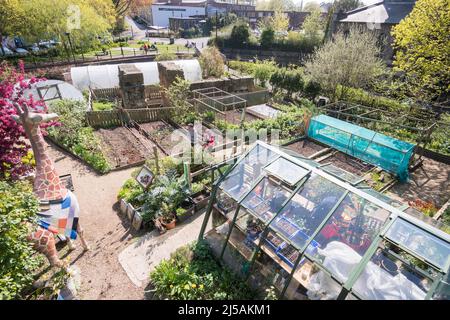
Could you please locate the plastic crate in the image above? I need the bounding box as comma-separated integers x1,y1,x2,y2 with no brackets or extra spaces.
272,216,300,239
264,231,285,252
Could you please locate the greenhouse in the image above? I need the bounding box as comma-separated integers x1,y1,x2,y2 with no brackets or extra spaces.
198,141,450,300
307,115,415,181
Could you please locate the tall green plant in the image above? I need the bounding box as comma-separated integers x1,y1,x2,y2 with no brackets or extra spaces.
0,181,42,300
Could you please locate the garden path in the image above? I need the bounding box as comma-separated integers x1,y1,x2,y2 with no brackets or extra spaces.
118,211,210,288
388,157,450,208
47,142,146,300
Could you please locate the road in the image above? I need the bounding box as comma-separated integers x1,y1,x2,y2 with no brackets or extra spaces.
124,16,210,50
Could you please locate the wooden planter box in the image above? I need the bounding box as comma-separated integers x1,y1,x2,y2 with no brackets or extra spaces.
191,189,211,211
121,199,144,230
176,199,196,223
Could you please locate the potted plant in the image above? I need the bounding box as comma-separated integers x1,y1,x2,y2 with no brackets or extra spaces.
157,203,177,231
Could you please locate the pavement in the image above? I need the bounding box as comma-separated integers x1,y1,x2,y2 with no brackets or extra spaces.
118,210,212,287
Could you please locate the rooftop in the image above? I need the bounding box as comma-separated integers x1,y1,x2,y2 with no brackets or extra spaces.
339,0,416,24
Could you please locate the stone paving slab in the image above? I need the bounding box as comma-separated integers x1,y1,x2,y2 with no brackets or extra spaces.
118,211,210,287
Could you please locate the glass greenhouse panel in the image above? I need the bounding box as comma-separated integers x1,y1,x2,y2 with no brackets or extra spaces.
241,177,291,223
321,164,362,185
360,188,405,209
269,174,346,249
309,192,390,282
216,189,238,217
432,272,449,300
264,157,309,186
385,218,450,270
220,144,277,200
352,249,432,300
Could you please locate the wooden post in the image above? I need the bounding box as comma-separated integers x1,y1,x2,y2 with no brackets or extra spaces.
153,146,160,175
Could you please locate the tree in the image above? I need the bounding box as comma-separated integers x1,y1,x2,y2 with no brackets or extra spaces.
0,0,25,55
305,26,385,100
256,0,296,11
0,61,51,180
269,10,290,33
302,8,325,46
333,0,363,12
260,28,276,48
304,1,321,12
230,24,250,46
199,47,225,78
391,0,450,102
0,0,115,52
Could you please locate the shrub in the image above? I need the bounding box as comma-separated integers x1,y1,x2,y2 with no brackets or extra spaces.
270,68,304,97
0,180,42,300
304,80,322,99
253,59,278,87
150,241,257,300
230,23,250,46
199,46,225,78
260,28,275,49
155,52,177,61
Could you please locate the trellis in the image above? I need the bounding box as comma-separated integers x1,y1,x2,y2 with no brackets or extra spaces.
192,87,248,124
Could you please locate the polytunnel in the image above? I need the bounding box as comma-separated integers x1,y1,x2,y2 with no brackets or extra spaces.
70,59,203,91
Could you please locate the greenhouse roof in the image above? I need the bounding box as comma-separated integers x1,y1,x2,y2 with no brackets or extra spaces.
210,140,449,299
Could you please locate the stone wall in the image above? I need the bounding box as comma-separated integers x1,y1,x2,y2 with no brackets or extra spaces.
157,61,185,88
190,76,255,93
118,64,145,109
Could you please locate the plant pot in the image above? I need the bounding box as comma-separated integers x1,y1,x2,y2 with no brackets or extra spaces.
162,218,176,230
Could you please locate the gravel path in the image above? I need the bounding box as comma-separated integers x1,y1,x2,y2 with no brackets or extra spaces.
47,142,146,300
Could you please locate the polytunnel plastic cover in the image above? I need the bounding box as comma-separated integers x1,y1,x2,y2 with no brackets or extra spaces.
307,115,415,181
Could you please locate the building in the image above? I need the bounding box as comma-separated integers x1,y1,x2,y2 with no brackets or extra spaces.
151,0,207,28
335,0,417,62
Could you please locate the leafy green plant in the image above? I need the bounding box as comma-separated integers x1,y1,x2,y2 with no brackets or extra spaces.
0,180,42,300
202,111,216,123
155,52,177,61
48,100,110,173
150,241,257,300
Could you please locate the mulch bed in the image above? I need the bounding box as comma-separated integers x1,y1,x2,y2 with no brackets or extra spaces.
95,127,157,168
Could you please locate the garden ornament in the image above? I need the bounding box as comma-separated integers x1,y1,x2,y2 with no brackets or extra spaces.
12,102,90,269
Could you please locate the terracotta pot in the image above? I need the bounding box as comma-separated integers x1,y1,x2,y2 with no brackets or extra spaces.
162,217,176,230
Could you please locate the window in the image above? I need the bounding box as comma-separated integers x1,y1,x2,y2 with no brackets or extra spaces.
265,157,309,186
352,249,432,300
220,144,277,200
241,177,291,223
385,218,450,270
309,192,390,282
270,174,346,249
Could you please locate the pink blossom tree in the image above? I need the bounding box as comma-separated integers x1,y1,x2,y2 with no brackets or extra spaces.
0,61,53,180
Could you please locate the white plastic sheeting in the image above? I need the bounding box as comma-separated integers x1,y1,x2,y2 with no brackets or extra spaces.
306,241,426,300
70,59,202,91
22,79,84,104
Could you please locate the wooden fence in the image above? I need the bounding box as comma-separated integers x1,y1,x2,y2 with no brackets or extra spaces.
86,107,174,128
91,88,120,101
91,86,162,102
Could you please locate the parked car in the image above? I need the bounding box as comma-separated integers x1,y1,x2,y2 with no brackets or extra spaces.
14,48,29,56
0,46,14,56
